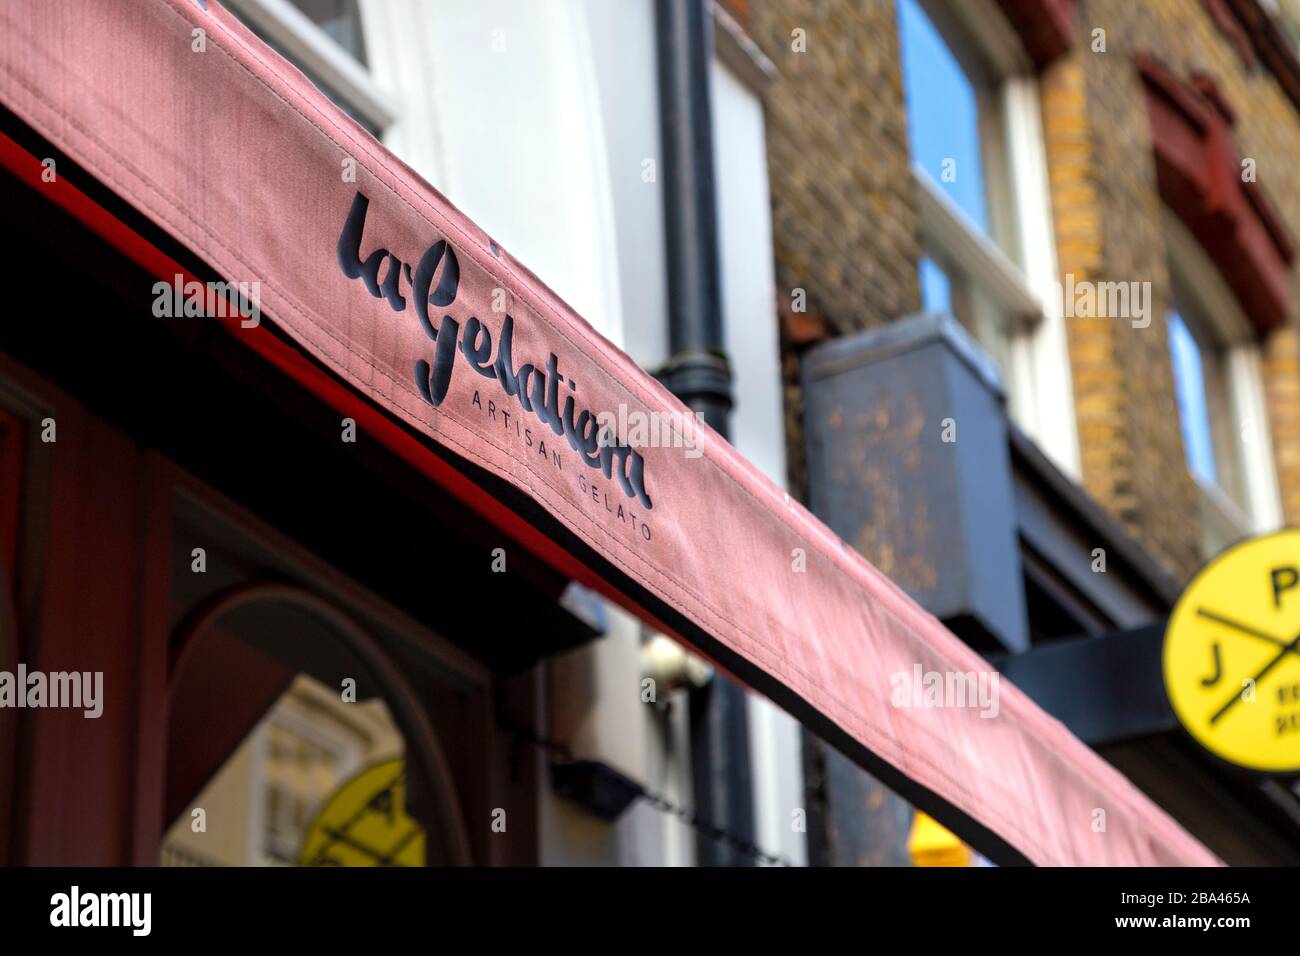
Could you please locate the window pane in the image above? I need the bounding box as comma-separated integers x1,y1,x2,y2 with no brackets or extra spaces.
1168,310,1218,485
919,254,953,315
244,22,380,135
897,0,989,234
288,0,367,66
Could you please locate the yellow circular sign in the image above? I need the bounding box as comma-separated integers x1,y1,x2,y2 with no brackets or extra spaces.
1164,530,1300,773
299,759,425,867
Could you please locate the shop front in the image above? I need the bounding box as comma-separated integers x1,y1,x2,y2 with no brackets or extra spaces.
0,0,1219,866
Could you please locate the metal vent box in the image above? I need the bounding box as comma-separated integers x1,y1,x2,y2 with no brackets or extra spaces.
802,313,1028,653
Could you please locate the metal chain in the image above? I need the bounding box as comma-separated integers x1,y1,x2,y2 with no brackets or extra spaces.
508,724,792,867
510,723,576,763
637,787,791,867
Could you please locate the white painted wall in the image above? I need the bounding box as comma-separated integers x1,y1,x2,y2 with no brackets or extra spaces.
711,61,786,488
359,0,801,866
364,0,685,866
539,606,690,866
711,59,807,867
582,0,671,369
361,0,626,345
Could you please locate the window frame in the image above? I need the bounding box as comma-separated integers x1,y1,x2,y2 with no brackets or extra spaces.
152,460,499,866
223,0,397,133
1163,209,1283,552
904,0,1080,478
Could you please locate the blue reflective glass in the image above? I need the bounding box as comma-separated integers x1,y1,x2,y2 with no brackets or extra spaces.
919,255,953,315
1167,311,1218,484
897,0,989,234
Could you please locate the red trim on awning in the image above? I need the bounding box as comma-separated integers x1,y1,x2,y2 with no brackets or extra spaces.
0,127,694,669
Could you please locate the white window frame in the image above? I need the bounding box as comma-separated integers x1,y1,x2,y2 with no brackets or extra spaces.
1163,209,1283,554
907,0,1081,479
223,0,398,132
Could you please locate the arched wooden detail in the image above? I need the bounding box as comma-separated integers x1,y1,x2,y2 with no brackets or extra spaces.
167,581,473,866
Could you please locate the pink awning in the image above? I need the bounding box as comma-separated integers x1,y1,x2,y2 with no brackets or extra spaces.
0,0,1219,865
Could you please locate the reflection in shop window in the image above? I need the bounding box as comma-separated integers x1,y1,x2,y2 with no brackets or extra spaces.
161,674,413,866
262,717,349,864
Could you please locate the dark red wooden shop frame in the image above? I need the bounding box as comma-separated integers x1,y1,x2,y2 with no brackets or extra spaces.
0,343,524,864
0,135,538,861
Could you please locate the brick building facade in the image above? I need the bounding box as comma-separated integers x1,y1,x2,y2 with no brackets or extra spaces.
722,0,920,507
1043,0,1300,578
721,0,1300,864
9,0,1285,873
732,0,1300,581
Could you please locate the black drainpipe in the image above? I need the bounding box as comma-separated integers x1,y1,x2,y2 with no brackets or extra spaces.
654,0,755,866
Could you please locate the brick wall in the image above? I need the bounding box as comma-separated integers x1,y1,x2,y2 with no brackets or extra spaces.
736,0,922,501
727,0,924,868
1040,42,1201,579
722,0,1300,868
737,0,1300,579
1037,0,1300,579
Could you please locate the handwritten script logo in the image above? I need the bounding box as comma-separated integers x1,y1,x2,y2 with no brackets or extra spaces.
336,192,653,509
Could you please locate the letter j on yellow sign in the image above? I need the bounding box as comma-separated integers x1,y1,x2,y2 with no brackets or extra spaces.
1164,530,1300,773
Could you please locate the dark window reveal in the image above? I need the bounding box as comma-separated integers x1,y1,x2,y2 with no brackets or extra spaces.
288,0,367,66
